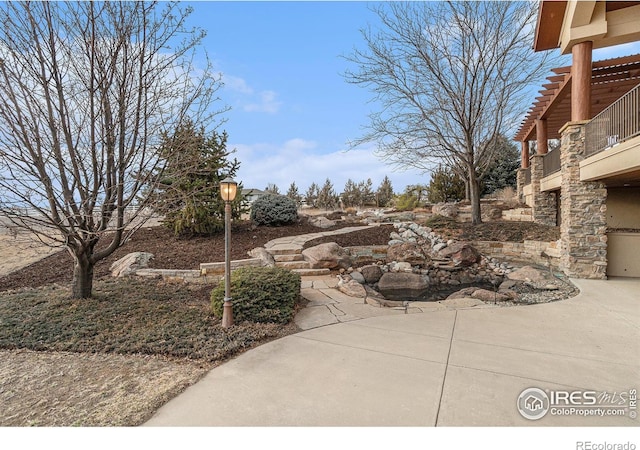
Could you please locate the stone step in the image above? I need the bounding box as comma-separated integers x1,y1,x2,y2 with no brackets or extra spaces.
273,253,304,262
265,244,303,255
276,261,311,270
292,268,331,276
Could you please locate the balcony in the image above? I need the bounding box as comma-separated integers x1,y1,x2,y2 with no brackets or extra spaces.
585,83,640,157
542,150,561,177
581,83,640,185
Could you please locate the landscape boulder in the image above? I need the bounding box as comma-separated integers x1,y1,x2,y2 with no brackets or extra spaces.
432,203,458,218
438,242,481,267
482,206,503,221
386,242,429,266
302,242,351,270
359,264,383,284
507,265,550,283
349,271,366,284
377,272,430,300
110,252,154,277
248,247,276,267
337,276,367,298
471,289,512,303
308,215,337,229
388,261,413,273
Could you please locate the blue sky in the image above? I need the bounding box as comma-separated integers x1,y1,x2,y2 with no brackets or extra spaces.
187,1,640,194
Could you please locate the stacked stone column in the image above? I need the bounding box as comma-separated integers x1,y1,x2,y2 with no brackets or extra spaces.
559,122,608,279
516,168,527,204
530,154,557,226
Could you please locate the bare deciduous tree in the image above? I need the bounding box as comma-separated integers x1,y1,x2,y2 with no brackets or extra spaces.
0,1,226,297
344,1,556,224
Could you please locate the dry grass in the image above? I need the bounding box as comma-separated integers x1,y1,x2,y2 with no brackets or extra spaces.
0,278,297,426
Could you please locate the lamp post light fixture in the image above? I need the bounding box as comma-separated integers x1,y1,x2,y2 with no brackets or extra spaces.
220,177,238,328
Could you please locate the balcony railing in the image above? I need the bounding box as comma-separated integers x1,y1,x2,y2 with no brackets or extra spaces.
542,150,561,177
585,83,640,157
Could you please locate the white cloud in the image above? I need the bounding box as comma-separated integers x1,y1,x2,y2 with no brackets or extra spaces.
222,73,282,114
243,90,282,114
222,74,254,95
231,139,427,195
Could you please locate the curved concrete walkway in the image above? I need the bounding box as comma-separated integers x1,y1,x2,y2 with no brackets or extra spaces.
145,277,639,427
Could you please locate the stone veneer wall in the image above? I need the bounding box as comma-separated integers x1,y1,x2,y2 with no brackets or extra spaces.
530,154,558,226
516,168,528,204
559,122,607,279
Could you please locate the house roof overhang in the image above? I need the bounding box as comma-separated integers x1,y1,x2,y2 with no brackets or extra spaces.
534,0,567,51
534,1,640,54
515,53,640,142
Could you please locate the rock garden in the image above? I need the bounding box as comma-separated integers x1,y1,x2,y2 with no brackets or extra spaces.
295,212,576,311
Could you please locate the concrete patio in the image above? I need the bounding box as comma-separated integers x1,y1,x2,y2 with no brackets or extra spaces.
145,277,639,427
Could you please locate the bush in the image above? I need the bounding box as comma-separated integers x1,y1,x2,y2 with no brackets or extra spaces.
250,194,298,226
210,267,301,324
394,192,420,211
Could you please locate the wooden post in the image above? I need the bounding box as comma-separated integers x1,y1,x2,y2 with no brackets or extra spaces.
536,119,548,155
571,41,593,121
521,141,530,168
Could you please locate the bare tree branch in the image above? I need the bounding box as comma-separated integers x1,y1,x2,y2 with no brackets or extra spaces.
0,1,227,297
344,1,558,223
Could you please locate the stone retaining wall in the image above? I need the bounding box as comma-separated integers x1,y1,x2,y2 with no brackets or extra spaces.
471,240,561,269
345,245,388,265
131,258,264,284
501,207,533,222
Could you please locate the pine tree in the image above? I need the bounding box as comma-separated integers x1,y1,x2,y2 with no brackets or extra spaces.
286,182,302,206
481,135,520,195
359,178,375,206
341,179,360,208
316,178,337,210
426,167,465,203
376,176,394,207
154,121,245,236
305,182,319,208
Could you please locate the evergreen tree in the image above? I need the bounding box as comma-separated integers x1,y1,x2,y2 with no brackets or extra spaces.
376,176,394,207
405,184,430,204
154,121,245,236
481,135,521,195
317,178,337,210
286,182,302,206
394,185,422,211
359,178,375,206
305,182,319,208
341,179,360,208
426,167,465,203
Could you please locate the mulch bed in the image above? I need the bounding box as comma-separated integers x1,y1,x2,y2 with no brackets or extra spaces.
418,216,560,242
0,218,371,291
0,214,561,292
303,224,395,249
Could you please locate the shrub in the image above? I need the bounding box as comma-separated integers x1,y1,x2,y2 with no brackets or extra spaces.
394,192,419,211
250,194,298,226
210,267,301,324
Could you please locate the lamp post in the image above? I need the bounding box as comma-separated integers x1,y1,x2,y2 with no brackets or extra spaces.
220,177,238,328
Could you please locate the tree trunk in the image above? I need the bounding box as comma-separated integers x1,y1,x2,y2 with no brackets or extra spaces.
468,168,482,225
72,253,95,299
